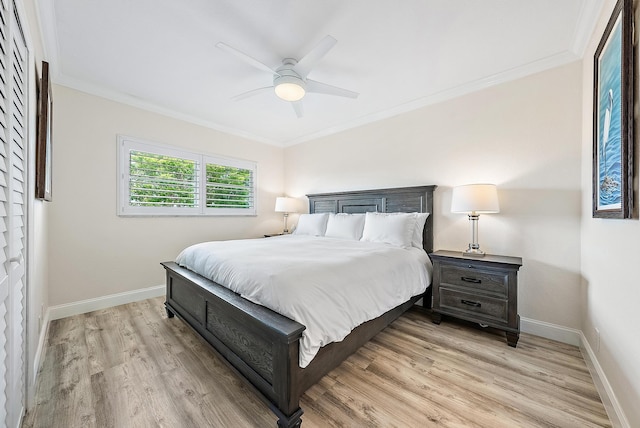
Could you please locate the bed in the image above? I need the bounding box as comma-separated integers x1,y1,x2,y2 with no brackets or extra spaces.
162,185,436,427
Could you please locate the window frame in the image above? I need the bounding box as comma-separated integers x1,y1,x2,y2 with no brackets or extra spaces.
117,135,257,217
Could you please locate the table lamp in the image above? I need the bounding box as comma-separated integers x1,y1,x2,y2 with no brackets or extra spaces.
275,197,298,234
451,184,499,256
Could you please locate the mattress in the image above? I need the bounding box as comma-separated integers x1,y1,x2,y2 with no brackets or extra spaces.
176,234,432,367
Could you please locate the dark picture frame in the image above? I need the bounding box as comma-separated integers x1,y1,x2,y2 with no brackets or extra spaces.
36,61,52,201
592,0,633,218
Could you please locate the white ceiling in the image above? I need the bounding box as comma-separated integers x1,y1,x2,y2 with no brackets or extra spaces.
37,0,603,146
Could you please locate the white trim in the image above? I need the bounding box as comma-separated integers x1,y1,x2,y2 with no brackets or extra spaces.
520,316,630,427
580,332,630,428
31,308,50,388
284,51,580,146
14,406,24,428
51,51,581,149
520,316,582,346
570,0,607,57
57,76,281,147
34,0,61,75
48,285,165,321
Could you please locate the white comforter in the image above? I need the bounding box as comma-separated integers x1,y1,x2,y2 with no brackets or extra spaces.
175,235,432,367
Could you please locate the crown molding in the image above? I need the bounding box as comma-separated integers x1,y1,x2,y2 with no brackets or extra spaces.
54,75,282,147
570,0,606,57
54,50,580,149
282,50,580,147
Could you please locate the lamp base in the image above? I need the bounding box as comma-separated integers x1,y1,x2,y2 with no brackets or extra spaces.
463,243,485,257
462,249,485,257
463,214,485,257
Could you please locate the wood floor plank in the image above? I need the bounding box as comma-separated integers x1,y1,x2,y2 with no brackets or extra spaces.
379,320,603,405
23,298,611,428
89,362,158,428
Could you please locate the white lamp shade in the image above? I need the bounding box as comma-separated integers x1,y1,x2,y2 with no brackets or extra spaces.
275,197,298,213
451,184,500,214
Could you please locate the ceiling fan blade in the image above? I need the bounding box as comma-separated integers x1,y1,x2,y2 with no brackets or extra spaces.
306,79,359,99
293,35,337,78
216,42,279,76
231,86,273,101
292,101,304,118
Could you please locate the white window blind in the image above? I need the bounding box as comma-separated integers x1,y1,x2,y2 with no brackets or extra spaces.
204,156,254,213
0,1,27,426
129,150,199,208
118,135,257,216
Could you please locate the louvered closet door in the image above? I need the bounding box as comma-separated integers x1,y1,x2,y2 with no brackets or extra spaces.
0,0,27,426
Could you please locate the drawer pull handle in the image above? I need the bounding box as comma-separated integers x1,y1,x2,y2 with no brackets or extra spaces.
461,276,481,284
461,299,481,308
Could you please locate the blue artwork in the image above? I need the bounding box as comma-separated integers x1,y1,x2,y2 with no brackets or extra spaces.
597,14,622,210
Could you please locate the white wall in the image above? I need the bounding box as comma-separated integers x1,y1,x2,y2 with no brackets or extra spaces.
48,86,285,306
285,61,583,330
580,0,639,426
22,0,49,406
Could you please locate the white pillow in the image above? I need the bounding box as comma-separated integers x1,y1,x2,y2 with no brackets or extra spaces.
412,212,430,249
325,213,366,240
360,212,415,247
293,213,329,236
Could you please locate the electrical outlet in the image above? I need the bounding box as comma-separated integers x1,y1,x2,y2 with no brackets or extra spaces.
595,328,600,352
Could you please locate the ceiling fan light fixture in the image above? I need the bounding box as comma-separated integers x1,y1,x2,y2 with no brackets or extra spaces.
274,76,306,102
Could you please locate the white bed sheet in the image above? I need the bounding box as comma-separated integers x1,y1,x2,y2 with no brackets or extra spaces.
175,235,432,367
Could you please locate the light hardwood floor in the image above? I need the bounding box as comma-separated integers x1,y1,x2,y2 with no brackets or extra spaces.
23,297,610,427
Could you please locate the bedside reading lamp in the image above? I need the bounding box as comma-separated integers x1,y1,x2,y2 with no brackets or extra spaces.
275,197,298,234
451,184,499,257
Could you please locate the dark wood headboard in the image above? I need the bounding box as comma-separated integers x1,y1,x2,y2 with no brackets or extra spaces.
306,185,436,253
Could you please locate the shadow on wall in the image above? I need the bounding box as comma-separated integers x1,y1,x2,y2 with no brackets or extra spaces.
499,188,582,218
518,258,582,329
436,187,582,256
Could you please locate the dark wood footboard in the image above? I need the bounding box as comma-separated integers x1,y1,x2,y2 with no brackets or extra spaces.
163,261,306,426
163,261,425,427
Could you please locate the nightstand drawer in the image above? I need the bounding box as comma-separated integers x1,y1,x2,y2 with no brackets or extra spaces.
430,250,522,347
440,265,508,296
439,288,508,323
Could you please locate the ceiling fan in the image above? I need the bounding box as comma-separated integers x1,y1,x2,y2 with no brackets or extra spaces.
216,35,359,118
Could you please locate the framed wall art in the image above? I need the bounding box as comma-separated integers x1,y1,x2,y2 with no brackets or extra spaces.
36,60,52,201
592,0,633,218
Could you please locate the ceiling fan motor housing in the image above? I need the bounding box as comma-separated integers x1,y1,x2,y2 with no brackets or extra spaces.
274,59,306,101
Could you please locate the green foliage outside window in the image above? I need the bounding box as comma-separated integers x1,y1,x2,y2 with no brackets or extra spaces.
129,150,197,207
206,164,253,208
129,150,253,209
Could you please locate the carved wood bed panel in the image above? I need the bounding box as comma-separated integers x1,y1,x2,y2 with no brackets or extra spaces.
162,185,436,427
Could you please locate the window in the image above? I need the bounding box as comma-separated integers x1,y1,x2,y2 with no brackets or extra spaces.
118,136,256,216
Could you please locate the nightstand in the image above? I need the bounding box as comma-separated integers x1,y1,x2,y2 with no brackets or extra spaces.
429,250,523,347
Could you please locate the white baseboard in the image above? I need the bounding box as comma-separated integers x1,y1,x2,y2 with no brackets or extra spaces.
26,307,51,410
579,332,630,428
31,308,50,387
49,285,165,321
520,316,629,427
35,287,162,368
26,285,164,414
520,316,581,346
